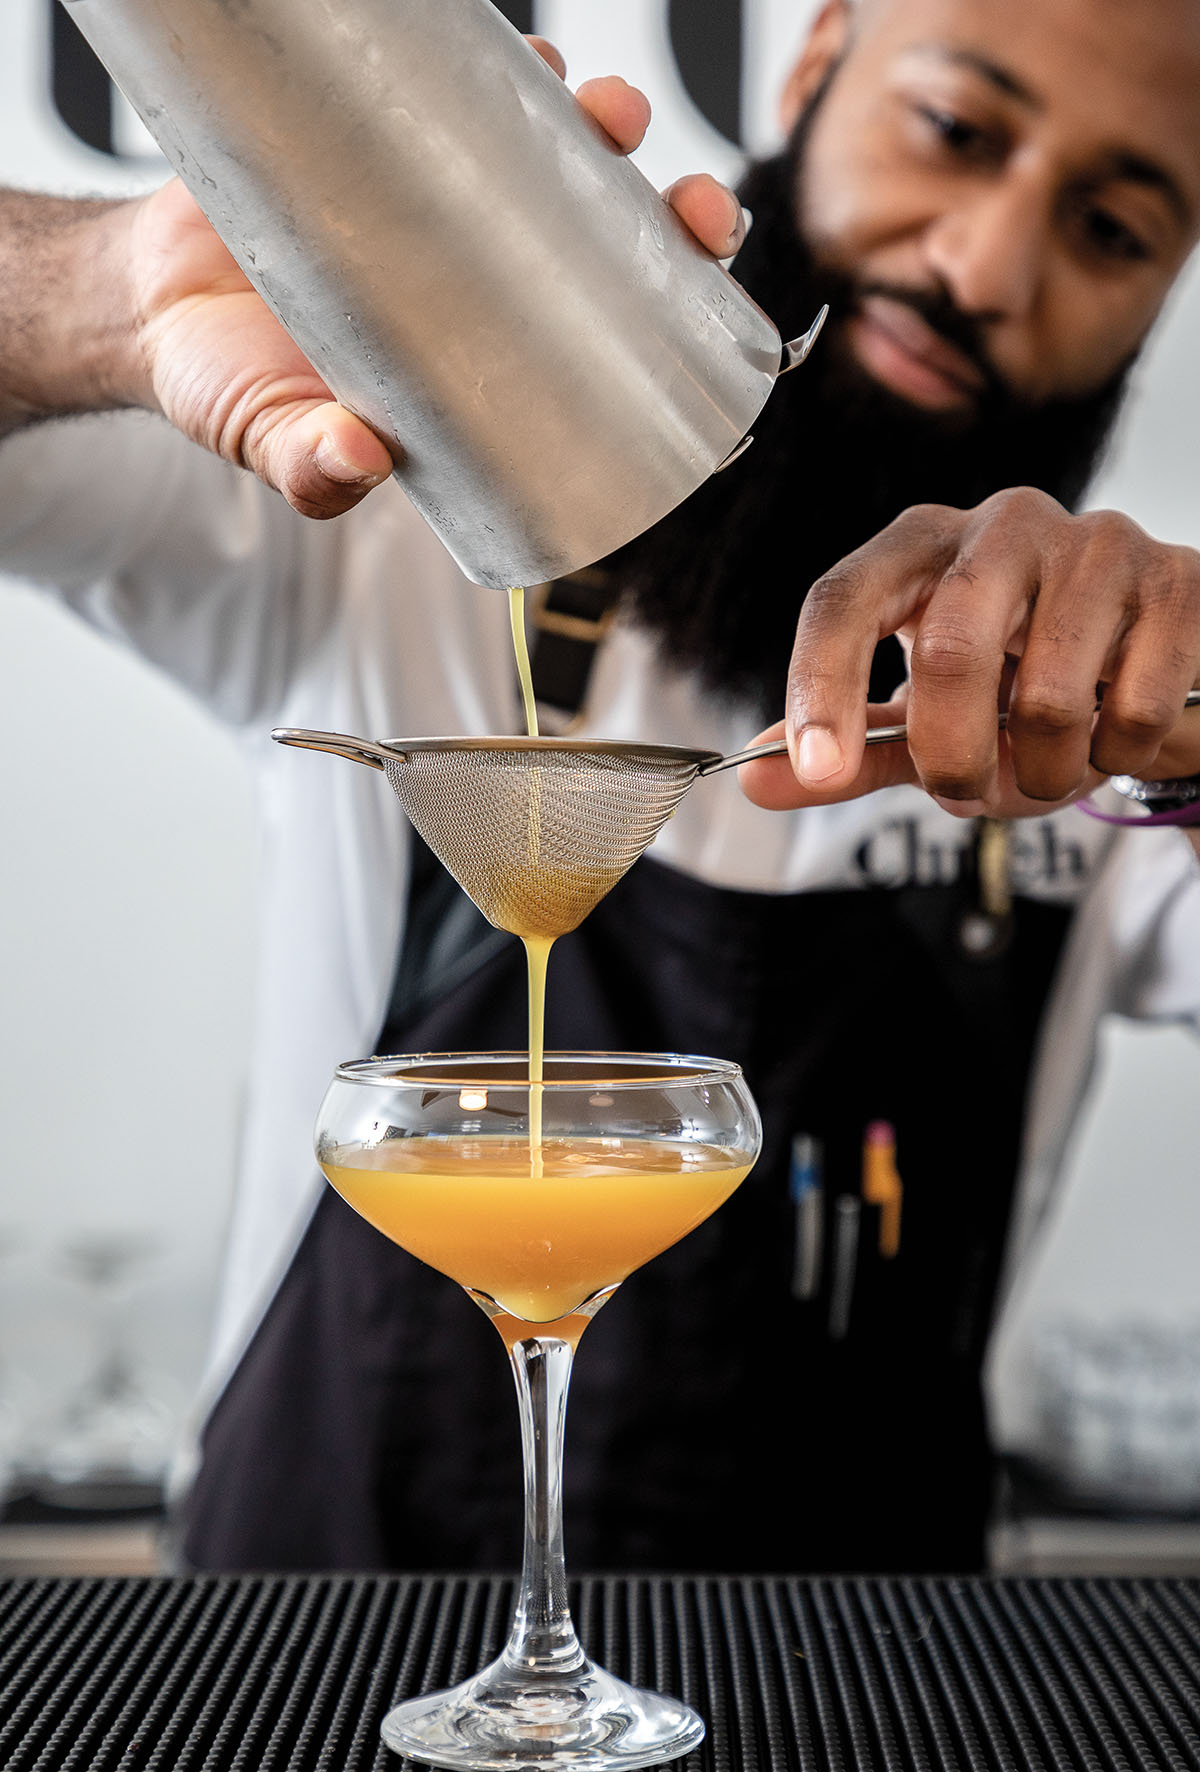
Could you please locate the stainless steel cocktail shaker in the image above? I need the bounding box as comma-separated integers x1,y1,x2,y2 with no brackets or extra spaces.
63,0,801,589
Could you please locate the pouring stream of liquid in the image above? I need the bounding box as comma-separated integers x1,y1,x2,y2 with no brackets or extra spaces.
509,586,540,740
508,587,548,1175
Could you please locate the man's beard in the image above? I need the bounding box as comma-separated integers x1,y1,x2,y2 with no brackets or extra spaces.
604,122,1135,715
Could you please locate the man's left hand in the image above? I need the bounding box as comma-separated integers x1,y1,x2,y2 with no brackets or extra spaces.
740,487,1200,818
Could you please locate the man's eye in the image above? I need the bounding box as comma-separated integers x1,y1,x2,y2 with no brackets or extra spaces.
1083,206,1150,263
918,106,987,155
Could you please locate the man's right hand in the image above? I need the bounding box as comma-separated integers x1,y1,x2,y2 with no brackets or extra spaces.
125,178,394,520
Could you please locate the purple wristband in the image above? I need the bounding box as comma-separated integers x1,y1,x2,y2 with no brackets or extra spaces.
1077,795,1200,828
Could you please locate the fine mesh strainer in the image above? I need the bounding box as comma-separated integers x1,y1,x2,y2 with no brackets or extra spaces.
274,696,1200,939
271,725,899,938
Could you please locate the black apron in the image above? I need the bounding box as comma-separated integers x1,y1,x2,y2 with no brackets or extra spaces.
184,848,1069,1575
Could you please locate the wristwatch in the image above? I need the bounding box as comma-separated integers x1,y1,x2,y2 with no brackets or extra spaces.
1110,773,1200,813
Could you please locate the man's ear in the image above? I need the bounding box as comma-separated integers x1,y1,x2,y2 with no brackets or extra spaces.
779,0,854,133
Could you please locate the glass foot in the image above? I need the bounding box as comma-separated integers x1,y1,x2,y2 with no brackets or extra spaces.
380,1650,704,1770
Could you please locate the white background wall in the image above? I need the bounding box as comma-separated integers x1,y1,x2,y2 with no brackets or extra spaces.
0,0,1198,1484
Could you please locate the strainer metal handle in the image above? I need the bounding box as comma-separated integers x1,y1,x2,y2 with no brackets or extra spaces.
272,729,410,771
705,721,913,774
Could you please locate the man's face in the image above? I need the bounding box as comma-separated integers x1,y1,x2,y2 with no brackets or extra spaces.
791,0,1200,413
610,0,1200,709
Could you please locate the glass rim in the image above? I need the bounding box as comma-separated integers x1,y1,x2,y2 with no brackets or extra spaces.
331,1051,747,1091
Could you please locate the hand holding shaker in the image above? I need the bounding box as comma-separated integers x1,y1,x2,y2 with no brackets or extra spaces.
63,0,820,588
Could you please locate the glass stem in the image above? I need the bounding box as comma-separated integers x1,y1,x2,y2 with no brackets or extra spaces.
503,1334,586,1676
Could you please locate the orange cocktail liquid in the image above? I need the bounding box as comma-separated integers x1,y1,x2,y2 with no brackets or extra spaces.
321,1135,752,1329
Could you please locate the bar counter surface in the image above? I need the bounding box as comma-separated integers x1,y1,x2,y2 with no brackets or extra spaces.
2,1572,1200,1769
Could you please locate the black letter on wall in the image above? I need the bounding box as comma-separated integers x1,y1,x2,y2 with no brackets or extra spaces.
669,0,743,147
492,1,534,33
51,2,115,156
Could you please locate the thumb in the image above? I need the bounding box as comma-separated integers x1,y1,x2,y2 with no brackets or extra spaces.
246,399,393,519
738,699,920,810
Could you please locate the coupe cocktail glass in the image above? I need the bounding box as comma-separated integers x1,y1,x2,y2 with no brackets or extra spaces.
315,1051,761,1770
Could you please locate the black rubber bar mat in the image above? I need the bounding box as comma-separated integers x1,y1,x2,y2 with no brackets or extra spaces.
2,1575,1200,1770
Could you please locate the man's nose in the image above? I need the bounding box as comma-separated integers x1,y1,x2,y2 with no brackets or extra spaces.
921,180,1049,321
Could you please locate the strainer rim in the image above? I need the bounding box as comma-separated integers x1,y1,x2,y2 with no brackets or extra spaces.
373,736,722,769
333,1051,746,1090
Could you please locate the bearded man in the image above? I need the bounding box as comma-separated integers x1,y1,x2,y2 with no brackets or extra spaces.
3,0,1200,1574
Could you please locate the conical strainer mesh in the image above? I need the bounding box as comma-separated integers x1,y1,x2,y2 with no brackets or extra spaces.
380,740,711,937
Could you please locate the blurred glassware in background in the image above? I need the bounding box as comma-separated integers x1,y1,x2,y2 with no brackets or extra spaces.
0,1229,27,1507
1028,1318,1200,1514
30,1232,175,1512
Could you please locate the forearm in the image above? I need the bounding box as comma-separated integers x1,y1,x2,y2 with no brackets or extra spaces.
0,190,149,439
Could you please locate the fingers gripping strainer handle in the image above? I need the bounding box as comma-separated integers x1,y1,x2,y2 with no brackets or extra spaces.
271,728,408,771
700,689,1200,774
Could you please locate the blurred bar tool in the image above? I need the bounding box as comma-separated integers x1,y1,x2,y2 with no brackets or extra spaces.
827,1197,860,1342
62,0,824,589
789,1134,824,1301
862,1120,903,1259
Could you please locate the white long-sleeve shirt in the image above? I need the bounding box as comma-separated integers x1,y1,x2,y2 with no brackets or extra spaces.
3,409,1198,1429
